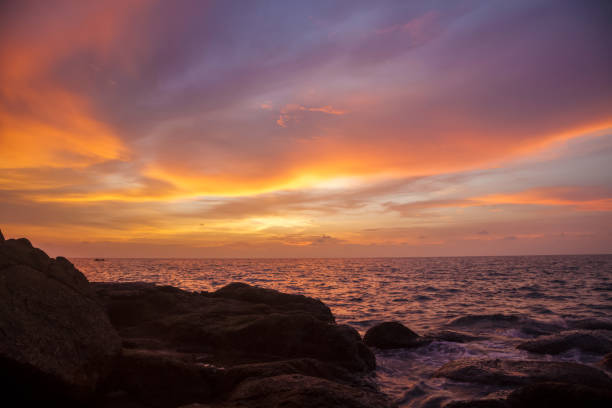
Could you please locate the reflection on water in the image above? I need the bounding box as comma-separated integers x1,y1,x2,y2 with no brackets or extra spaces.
73,255,612,407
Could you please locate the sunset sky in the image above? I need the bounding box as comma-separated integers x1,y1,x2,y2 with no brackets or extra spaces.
1,0,611,257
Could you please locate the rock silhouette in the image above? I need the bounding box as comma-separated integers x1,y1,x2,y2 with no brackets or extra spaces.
0,235,121,405
363,321,426,349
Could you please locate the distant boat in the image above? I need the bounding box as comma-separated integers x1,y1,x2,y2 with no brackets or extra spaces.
94,258,105,261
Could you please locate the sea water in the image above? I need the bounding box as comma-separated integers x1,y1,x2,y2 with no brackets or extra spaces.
73,255,612,407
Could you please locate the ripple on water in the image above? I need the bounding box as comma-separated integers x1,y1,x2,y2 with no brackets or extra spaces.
72,254,612,407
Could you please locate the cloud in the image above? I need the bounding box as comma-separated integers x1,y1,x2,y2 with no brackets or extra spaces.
276,104,348,128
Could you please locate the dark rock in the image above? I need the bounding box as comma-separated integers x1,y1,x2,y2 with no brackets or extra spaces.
446,314,561,336
506,381,612,408
567,318,612,331
0,229,4,242
434,359,612,388
222,374,396,408
0,238,121,403
444,399,508,408
517,330,612,355
425,330,483,343
364,322,427,349
221,358,376,394
211,282,334,323
93,282,375,372
103,348,219,408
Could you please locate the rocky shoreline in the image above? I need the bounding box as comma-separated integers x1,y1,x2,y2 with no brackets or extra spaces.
1,232,612,407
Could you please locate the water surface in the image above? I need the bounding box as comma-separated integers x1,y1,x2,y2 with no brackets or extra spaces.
73,255,612,407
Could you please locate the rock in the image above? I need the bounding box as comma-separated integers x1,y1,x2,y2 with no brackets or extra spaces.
434,359,612,388
425,330,483,343
222,374,396,408
517,330,612,355
599,353,612,370
221,358,376,395
0,237,121,403
446,314,561,336
567,318,612,331
444,399,508,408
211,282,334,323
364,322,427,349
506,381,612,408
92,282,375,372
0,228,4,242
103,348,219,408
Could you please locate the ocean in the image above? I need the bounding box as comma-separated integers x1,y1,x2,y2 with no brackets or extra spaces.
73,255,612,407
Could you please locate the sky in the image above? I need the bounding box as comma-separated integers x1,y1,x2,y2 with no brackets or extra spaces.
1,0,611,258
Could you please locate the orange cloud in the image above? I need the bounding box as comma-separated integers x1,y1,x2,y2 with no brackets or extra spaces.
477,187,612,211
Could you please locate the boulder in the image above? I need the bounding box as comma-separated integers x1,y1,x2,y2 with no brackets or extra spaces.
223,374,396,408
0,237,121,403
434,359,612,388
364,322,426,349
444,399,508,408
567,318,612,331
220,358,376,395
505,381,612,408
102,348,220,408
446,314,562,336
211,282,334,323
92,282,375,372
517,330,612,355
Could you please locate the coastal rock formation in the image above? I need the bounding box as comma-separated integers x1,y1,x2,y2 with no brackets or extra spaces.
505,381,612,408
0,235,121,403
434,359,612,388
364,321,427,349
567,318,612,331
517,330,612,355
223,374,395,408
92,282,375,372
446,314,562,336
211,282,334,323
445,382,612,408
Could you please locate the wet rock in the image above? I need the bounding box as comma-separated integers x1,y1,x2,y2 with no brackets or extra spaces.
211,282,334,323
222,374,396,408
517,330,612,355
446,314,561,336
92,282,375,372
425,330,483,343
506,381,612,408
103,348,219,408
0,237,121,403
434,359,612,388
364,322,428,349
567,318,612,331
